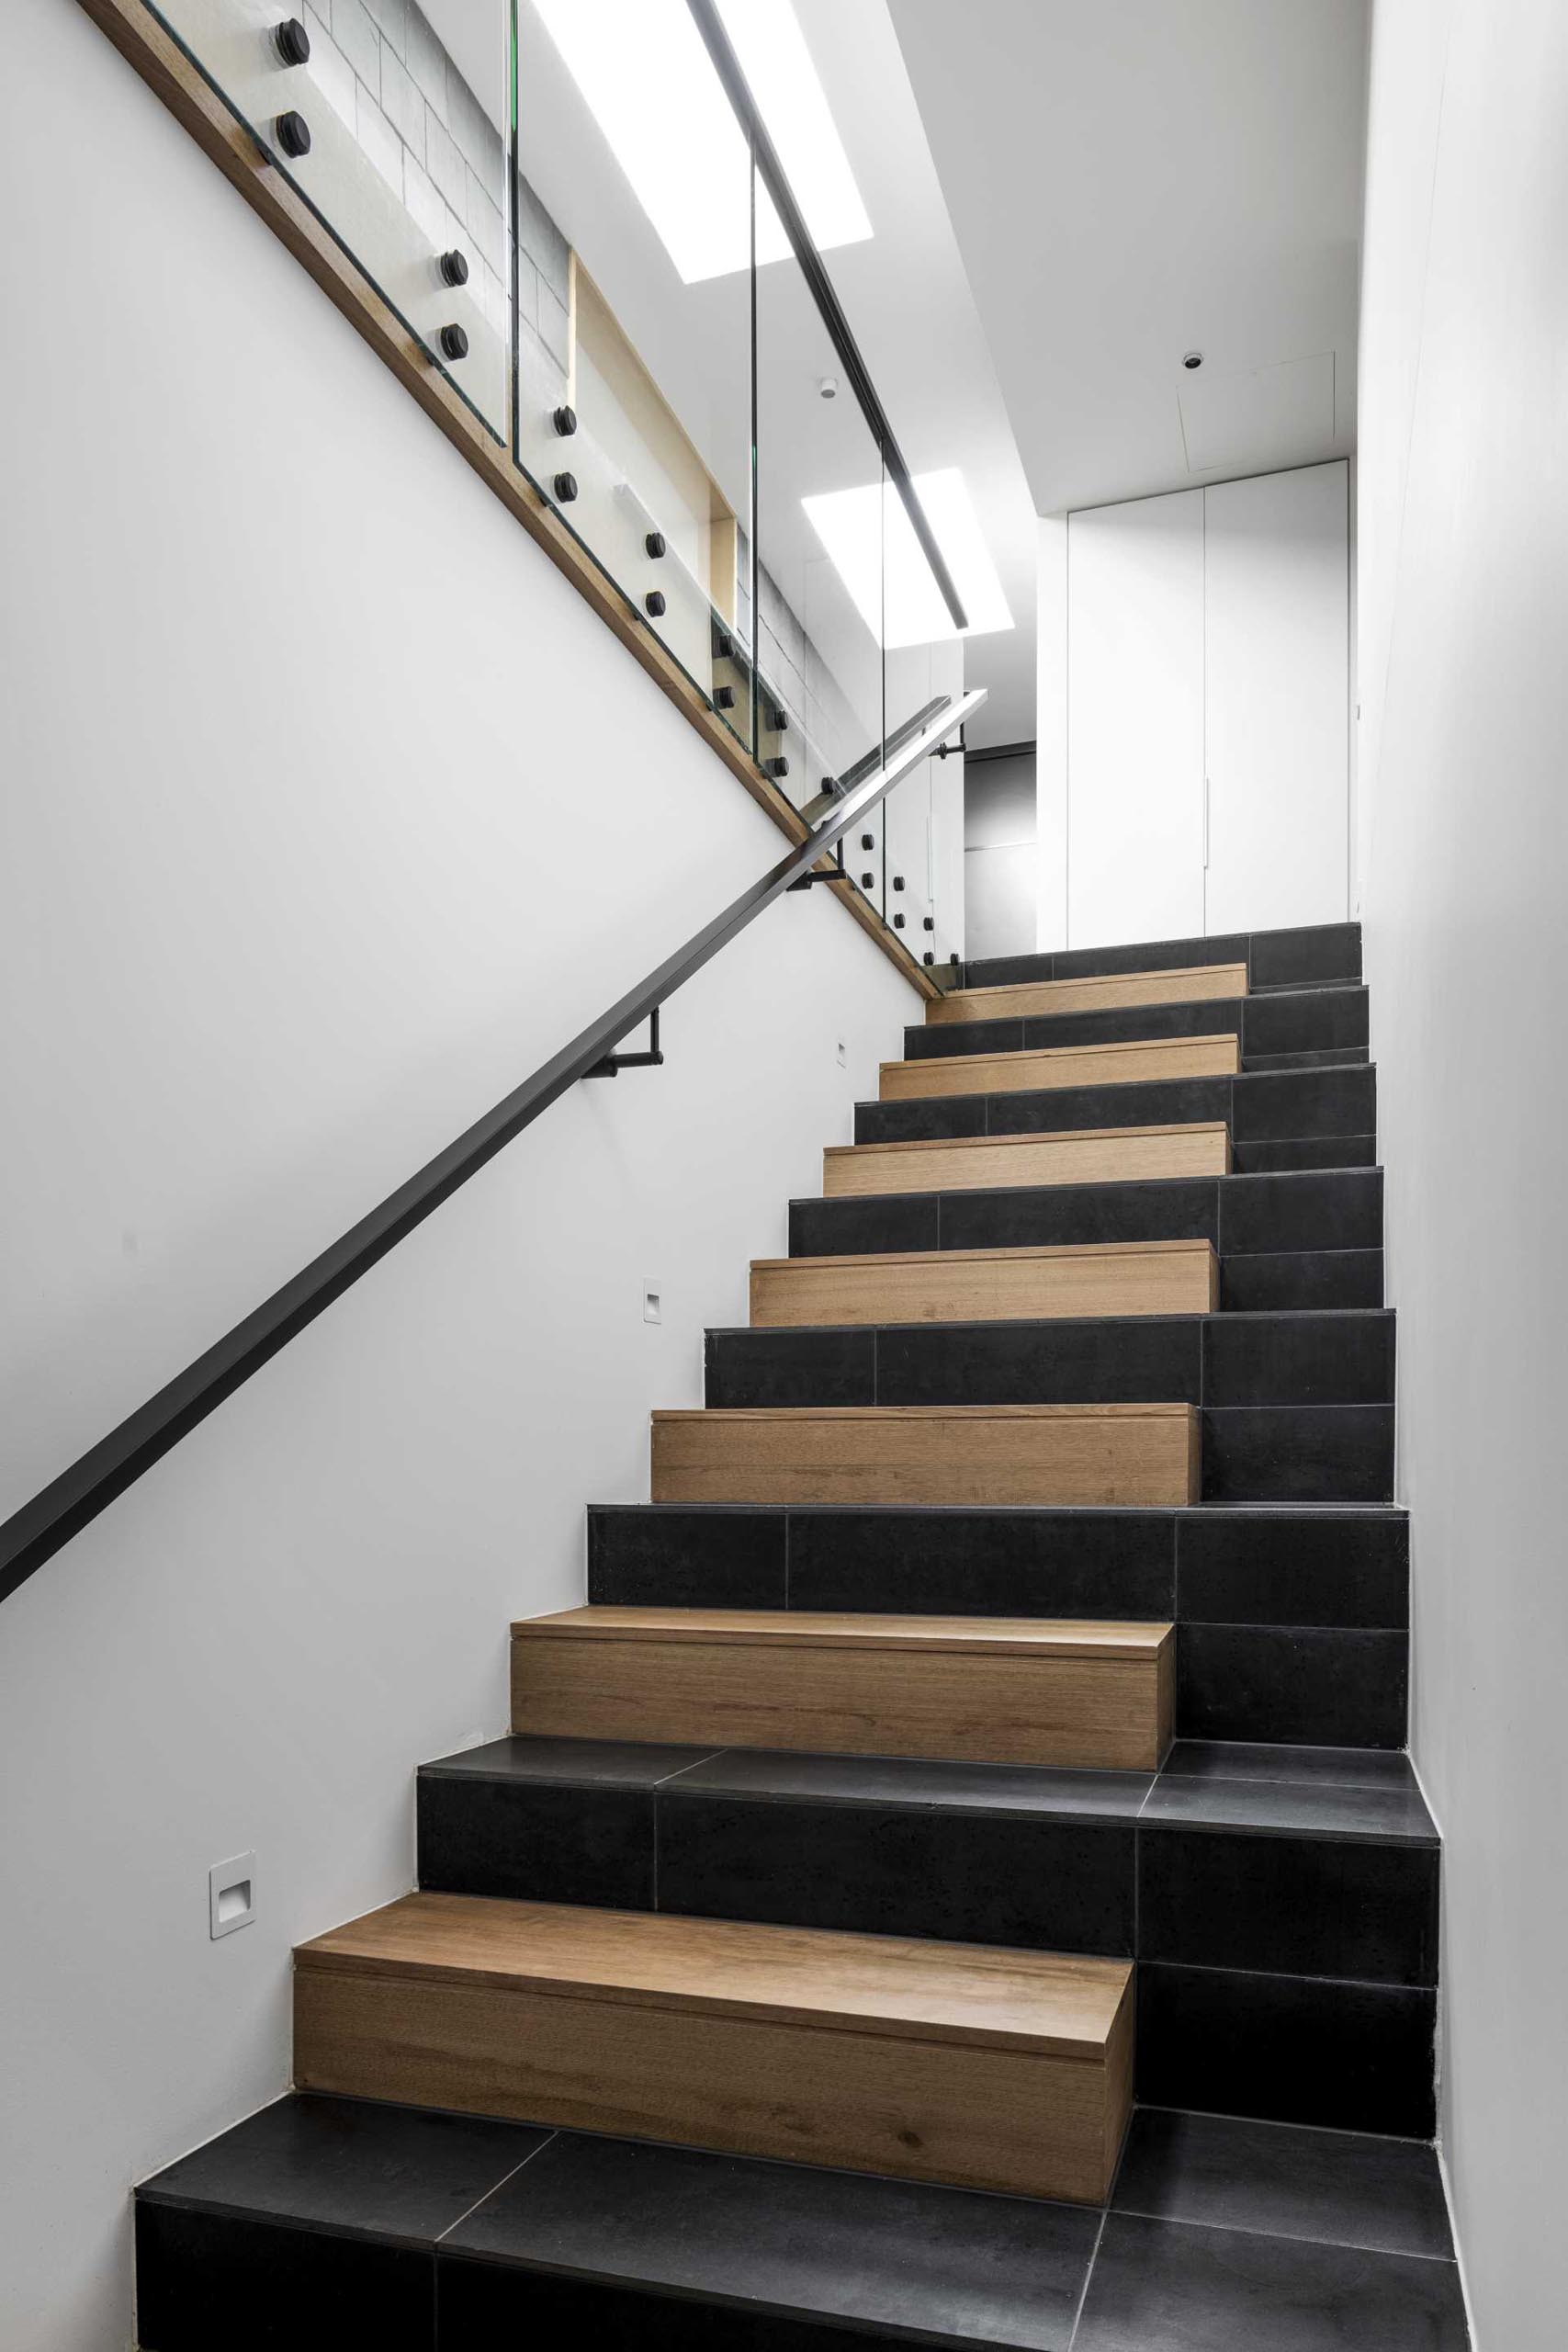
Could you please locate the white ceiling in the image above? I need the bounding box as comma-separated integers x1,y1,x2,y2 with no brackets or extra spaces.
888,0,1369,521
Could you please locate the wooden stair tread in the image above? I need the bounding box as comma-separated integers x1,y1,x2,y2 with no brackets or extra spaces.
821,1123,1233,1196
297,1893,1129,2060
879,1035,1240,1101
751,1239,1214,1270
928,963,1249,1024
519,1605,1172,1660
826,1122,1229,1162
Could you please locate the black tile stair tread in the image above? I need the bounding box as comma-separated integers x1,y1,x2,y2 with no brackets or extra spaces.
1074,2211,1465,2351
426,1735,1434,1844
1162,1738,1419,1791
135,2094,547,2246
444,2129,1100,2347
1111,2108,1455,2261
420,1734,722,1789
139,2097,1458,2352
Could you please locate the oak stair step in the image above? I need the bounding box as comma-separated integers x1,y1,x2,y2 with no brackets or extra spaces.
292,1894,1134,2204
928,962,1249,1025
750,1239,1218,1328
825,1122,1232,1196
650,1402,1199,1508
509,1606,1175,1771
880,1035,1240,1102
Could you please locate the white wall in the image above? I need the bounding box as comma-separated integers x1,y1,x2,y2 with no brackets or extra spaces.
1358,2,1568,2343
964,753,1038,960
0,6,918,2346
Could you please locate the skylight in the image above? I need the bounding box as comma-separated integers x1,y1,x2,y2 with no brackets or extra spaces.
531,0,872,286
802,470,1015,650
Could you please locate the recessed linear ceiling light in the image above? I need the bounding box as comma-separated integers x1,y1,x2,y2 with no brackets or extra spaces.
531,0,871,286
802,470,1014,652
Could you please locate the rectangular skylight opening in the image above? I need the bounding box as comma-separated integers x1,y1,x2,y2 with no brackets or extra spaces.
531,0,872,285
802,470,1015,651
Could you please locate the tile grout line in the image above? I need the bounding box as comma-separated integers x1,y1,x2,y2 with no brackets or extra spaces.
1066,2204,1110,2348
433,2130,559,2249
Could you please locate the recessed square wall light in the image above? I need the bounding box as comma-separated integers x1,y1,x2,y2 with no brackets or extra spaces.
531,0,871,285
802,469,1014,651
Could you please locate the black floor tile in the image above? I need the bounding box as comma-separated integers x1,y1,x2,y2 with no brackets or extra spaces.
656,1790,1137,1955
1143,1769,1436,1846
1074,2211,1464,2351
984,1077,1235,1137
420,1735,716,1787
1012,1000,1245,1052
1230,1064,1375,1141
1242,987,1369,1059
1179,1625,1408,1747
1137,1965,1438,2136
136,2094,543,2244
937,1178,1220,1254
1177,1506,1408,1628
1045,932,1249,983
789,1193,940,1258
855,1093,992,1143
905,1015,1028,1057
418,1770,657,1909
1137,1826,1438,1983
1162,1739,1419,1792
786,1507,1176,1617
589,1505,788,1608
1112,2109,1454,2259
873,1317,1201,1407
1217,1170,1382,1255
705,1327,876,1408
1246,1046,1371,1072
441,2132,1099,2350
1201,1406,1394,1501
1220,1249,1383,1310
1248,922,1363,989
1232,1134,1379,1172
136,2203,435,2352
439,2259,900,2349
1202,1311,1393,1407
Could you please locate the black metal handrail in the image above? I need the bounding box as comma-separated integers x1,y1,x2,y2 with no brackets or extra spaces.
0,689,984,1606
682,0,968,637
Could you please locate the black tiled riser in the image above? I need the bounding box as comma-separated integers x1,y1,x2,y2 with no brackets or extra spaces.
137,2090,1465,2352
789,1167,1382,1261
416,1739,1437,2135
963,919,1361,993
587,1508,1409,1747
856,1063,1377,1162
902,985,1369,1065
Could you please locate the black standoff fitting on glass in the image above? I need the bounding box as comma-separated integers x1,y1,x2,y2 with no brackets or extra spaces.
894,912,907,930
861,832,875,850
438,323,469,361
553,470,579,503
274,17,311,65
923,950,935,966
860,872,874,888
274,109,311,159
766,703,787,732
713,624,734,660
645,591,667,618
552,404,578,437
714,684,736,710
922,915,934,930
439,248,469,288
645,531,667,560
766,755,790,779
892,875,905,891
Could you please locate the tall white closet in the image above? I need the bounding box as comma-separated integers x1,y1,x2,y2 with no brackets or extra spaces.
1061,460,1348,947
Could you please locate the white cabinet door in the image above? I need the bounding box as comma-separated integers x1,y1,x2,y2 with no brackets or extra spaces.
1066,490,1206,947
1202,462,1348,933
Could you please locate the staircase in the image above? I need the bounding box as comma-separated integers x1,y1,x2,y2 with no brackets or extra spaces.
133,920,1469,2349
